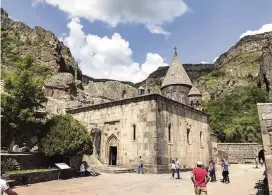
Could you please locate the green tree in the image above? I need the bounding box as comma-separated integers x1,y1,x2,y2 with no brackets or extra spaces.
1,56,48,149
39,114,92,157
203,86,268,143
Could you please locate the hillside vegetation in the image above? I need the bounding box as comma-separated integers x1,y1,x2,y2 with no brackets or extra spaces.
204,86,268,143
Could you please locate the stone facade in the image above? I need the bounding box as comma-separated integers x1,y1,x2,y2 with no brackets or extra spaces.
257,103,272,194
217,143,263,164
67,94,211,173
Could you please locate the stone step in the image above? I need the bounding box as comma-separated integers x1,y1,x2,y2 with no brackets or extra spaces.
97,167,136,174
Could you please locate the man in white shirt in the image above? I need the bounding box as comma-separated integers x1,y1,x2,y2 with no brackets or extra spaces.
1,179,18,195
175,158,181,179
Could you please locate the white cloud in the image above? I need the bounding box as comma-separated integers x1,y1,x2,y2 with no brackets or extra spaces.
32,0,188,35
213,57,218,63
200,61,209,64
239,24,272,39
61,18,168,83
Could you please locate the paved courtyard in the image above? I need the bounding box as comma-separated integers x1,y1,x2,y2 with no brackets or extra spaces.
14,164,264,195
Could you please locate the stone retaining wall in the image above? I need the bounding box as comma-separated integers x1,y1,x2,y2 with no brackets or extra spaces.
217,143,263,164
5,169,77,186
1,153,55,170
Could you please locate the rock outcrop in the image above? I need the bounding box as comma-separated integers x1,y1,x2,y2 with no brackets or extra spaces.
259,38,272,101
1,8,81,80
195,32,272,101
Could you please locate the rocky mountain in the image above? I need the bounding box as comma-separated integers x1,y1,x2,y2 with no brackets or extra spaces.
196,32,272,101
0,8,138,112
1,8,81,80
1,7,271,115
137,32,272,101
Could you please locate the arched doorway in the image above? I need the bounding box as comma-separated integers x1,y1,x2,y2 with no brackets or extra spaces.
258,149,265,163
106,134,118,166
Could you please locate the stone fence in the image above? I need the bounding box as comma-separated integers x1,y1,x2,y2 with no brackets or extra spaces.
217,143,263,164
1,153,83,171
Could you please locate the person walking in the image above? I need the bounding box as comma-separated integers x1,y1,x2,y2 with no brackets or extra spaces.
175,158,181,179
255,156,259,168
260,158,264,167
171,160,176,179
208,158,216,182
1,179,18,195
221,159,230,184
138,156,144,174
191,161,210,195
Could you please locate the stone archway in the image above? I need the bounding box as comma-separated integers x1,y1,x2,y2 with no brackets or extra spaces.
258,149,265,163
106,134,118,166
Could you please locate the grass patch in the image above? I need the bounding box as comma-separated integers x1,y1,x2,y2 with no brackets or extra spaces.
7,168,57,174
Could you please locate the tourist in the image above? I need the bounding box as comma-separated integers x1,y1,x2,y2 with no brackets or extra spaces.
171,160,176,179
80,161,86,176
208,158,216,182
80,161,99,177
175,158,181,179
260,158,264,167
255,156,259,168
1,178,18,195
138,156,144,174
221,159,230,184
191,161,210,195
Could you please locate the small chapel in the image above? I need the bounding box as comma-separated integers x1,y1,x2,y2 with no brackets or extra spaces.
67,50,212,173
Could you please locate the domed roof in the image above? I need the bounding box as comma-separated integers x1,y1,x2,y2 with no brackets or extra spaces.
188,85,201,96
161,49,192,89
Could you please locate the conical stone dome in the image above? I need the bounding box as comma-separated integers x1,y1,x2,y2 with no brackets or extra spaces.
161,51,192,89
188,85,201,96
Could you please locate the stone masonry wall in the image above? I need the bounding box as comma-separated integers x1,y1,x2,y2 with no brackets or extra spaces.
156,97,210,172
69,97,158,173
257,103,272,194
217,143,263,164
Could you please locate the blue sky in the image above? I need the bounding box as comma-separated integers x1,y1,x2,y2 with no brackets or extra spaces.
2,0,272,82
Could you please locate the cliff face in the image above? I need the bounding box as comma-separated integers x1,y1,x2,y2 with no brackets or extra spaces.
195,32,272,101
1,8,82,80
259,39,272,101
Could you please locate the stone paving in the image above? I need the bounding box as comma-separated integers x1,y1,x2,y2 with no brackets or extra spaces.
14,164,264,195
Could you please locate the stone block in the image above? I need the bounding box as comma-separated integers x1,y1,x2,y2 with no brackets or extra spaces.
146,121,156,126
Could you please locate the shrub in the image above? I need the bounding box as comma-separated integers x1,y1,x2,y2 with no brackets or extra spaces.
2,158,20,172
39,114,93,157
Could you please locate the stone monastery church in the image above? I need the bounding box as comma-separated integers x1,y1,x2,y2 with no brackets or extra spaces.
67,51,212,173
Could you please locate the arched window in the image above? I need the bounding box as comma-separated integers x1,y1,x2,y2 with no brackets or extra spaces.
133,124,136,141
187,128,191,144
168,124,171,142
181,92,185,104
166,92,171,99
122,90,127,98
172,91,177,101
200,131,203,146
